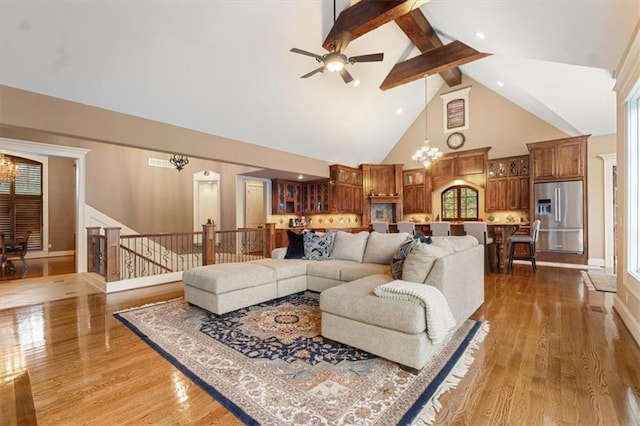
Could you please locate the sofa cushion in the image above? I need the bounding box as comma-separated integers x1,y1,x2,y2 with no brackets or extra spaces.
363,232,411,265
306,259,355,280
340,262,390,282
331,231,369,263
250,258,310,280
402,242,455,283
284,230,305,259
320,274,426,334
303,231,336,260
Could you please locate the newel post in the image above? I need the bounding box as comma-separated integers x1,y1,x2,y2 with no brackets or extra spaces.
104,227,121,282
203,221,216,265
264,223,276,257
86,227,101,273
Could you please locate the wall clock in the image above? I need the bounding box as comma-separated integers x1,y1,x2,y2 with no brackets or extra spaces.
447,132,466,150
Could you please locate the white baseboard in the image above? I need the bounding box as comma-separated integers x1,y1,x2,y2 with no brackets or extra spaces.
588,258,605,267
613,294,640,347
105,272,183,293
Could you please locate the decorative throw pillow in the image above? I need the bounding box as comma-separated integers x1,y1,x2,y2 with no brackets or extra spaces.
284,230,305,259
303,231,336,261
402,242,455,283
390,238,419,279
390,234,433,279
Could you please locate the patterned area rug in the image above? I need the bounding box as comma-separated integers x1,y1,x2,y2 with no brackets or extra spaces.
115,292,488,425
584,270,617,293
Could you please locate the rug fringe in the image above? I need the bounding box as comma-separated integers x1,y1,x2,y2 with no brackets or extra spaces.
114,297,183,314
413,321,490,426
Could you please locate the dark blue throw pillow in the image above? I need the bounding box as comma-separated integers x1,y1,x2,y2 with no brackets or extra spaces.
284,230,305,259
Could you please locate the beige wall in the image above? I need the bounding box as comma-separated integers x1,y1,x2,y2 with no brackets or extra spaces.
613,23,640,346
0,85,331,178
384,75,568,165
48,156,76,251
586,135,617,264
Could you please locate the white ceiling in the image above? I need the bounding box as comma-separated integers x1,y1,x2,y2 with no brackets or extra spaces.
1,1,637,169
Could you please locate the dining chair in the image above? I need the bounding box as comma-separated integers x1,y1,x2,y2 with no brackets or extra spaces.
463,222,495,272
371,222,390,233
396,221,416,235
507,220,541,272
429,222,450,237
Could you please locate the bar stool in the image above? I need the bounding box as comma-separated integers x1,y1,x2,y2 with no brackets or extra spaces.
463,222,495,273
372,222,390,233
508,220,541,272
397,221,416,235
429,222,450,236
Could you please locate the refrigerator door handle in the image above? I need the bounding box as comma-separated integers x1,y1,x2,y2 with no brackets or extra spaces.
554,188,559,222
558,187,562,222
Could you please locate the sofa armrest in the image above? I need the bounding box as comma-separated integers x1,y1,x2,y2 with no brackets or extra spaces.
272,247,287,259
424,244,484,326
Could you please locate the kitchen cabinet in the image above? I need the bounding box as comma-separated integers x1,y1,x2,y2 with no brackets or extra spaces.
486,155,529,211
402,169,431,213
329,164,363,214
527,136,587,181
301,180,330,214
272,179,301,214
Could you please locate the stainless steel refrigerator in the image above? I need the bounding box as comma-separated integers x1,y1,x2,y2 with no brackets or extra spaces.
534,181,584,253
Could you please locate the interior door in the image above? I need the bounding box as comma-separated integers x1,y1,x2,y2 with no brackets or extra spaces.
245,181,265,228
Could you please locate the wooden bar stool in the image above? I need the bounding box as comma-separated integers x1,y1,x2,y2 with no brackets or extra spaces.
463,222,495,273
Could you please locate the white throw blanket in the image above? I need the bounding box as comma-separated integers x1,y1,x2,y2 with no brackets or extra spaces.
374,280,457,344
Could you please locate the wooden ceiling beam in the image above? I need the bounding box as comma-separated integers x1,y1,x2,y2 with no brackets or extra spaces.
394,9,462,87
322,0,428,52
380,41,490,91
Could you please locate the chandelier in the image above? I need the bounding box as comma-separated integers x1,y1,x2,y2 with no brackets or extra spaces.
169,154,189,171
411,75,443,168
0,153,19,183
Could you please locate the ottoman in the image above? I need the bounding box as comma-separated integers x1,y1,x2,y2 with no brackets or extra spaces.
183,263,277,315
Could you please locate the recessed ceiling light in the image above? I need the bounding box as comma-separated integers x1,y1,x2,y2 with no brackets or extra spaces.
353,79,361,87
497,81,504,87
476,32,485,39
298,174,304,180
396,108,403,115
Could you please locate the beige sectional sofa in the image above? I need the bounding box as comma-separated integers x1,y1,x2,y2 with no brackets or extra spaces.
183,230,484,370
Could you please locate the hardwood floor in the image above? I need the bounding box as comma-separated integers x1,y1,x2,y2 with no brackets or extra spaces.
1,265,638,425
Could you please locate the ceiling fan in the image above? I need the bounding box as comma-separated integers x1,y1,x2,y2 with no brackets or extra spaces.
290,0,384,84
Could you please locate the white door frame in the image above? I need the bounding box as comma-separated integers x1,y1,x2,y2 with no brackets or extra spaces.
1,137,90,272
600,153,617,269
192,170,221,232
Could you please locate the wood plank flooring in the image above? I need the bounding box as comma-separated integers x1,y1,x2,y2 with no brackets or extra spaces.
1,264,638,425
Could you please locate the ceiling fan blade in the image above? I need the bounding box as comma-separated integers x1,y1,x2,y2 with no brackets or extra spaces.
290,48,323,59
301,66,325,79
339,68,354,84
349,53,384,63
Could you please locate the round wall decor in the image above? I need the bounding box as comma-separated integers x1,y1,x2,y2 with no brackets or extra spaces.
447,132,466,150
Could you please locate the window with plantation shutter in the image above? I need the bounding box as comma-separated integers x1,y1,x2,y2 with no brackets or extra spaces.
0,156,42,250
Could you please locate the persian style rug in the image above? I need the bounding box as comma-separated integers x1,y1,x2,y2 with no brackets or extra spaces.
115,292,488,425
583,270,617,293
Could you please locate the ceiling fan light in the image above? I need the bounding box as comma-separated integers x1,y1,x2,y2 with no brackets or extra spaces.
326,59,344,72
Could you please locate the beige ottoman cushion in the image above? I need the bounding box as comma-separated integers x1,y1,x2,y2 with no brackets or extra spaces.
250,258,310,280
183,263,276,294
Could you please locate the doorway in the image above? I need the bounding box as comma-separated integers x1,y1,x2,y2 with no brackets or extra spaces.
244,180,265,228
192,170,220,232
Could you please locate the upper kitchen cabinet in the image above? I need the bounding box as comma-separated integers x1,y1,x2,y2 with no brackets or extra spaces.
403,169,431,214
329,164,363,214
486,154,529,211
527,135,588,182
272,179,301,214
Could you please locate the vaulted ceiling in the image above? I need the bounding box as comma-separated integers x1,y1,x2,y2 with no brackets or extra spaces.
1,1,637,168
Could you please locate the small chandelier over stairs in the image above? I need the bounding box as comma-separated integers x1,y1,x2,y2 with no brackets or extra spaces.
170,154,189,171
